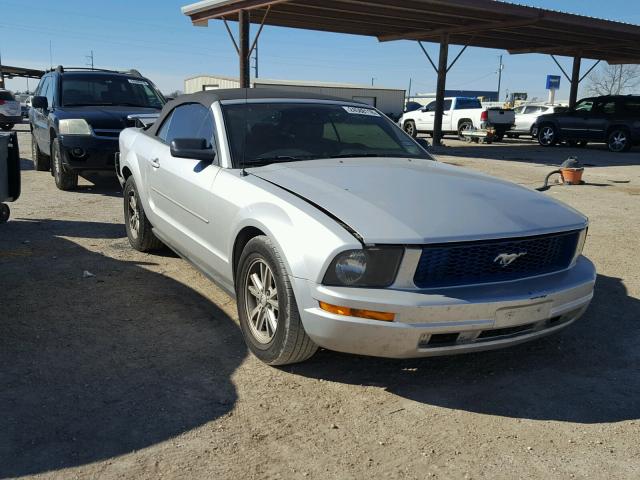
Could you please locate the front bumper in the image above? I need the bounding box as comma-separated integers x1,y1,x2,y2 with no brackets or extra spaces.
0,114,22,124
59,134,119,172
294,256,596,358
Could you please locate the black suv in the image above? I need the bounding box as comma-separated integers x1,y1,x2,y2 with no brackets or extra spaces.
29,66,165,189
534,95,640,153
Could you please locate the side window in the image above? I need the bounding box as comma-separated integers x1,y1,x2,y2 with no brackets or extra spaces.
159,103,216,150
425,101,436,111
45,76,55,108
443,100,452,110
623,100,640,115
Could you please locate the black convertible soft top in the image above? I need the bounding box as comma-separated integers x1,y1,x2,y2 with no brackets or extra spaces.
148,88,358,136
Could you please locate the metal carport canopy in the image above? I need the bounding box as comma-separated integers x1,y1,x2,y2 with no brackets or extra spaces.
182,0,640,144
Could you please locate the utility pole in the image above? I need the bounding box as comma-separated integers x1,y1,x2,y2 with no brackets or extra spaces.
86,50,94,70
0,49,4,90
407,77,412,102
49,40,53,69
497,54,504,101
371,77,376,86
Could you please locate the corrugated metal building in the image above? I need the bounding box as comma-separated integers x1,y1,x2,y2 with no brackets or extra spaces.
184,75,406,118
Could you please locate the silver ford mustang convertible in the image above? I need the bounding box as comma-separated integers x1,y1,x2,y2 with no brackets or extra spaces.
117,89,596,365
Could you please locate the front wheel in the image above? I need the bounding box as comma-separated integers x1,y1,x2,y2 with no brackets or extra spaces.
1,124,14,131
31,133,50,171
608,128,632,153
0,203,10,223
237,236,317,365
51,138,78,190
123,176,163,252
403,120,417,138
538,124,558,147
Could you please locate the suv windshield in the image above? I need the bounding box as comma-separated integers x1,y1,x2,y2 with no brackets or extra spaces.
61,74,165,108
222,102,429,167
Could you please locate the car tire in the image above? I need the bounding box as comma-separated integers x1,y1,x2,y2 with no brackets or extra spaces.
0,203,10,223
123,176,163,252
51,138,78,190
458,121,473,141
31,133,51,171
237,236,318,366
1,124,14,131
403,120,417,138
578,140,588,148
607,128,632,153
538,124,558,147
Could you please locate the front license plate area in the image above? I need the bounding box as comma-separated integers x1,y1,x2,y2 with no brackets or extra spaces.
495,302,551,328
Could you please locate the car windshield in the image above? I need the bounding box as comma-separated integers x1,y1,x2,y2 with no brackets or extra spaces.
61,74,165,108
222,102,429,167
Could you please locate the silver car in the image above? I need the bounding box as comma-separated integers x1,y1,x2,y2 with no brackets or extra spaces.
117,89,596,365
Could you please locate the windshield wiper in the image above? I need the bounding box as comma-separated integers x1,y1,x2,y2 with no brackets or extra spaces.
245,156,312,167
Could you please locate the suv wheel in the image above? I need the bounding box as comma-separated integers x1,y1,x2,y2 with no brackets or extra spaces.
31,133,51,171
538,124,558,147
403,120,417,138
608,128,632,153
51,139,78,190
237,236,318,365
123,176,163,252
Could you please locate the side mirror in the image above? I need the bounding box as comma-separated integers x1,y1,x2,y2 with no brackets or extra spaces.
32,96,48,110
170,138,216,163
416,138,430,150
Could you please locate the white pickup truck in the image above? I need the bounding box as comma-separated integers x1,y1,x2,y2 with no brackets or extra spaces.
400,97,515,141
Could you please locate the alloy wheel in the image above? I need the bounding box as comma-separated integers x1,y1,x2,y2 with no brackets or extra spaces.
540,126,555,145
404,122,415,136
609,131,628,152
127,191,140,239
245,259,279,344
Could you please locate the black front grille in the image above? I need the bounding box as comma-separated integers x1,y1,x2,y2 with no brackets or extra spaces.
413,230,580,288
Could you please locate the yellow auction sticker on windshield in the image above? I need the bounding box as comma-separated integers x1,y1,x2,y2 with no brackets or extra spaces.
343,106,380,117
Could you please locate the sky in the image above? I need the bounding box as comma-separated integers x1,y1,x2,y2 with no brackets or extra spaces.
1,0,639,100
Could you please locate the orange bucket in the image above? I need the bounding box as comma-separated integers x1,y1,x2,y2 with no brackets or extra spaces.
561,167,584,185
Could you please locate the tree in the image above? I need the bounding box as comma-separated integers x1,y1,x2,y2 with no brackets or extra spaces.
586,64,640,96
164,90,183,99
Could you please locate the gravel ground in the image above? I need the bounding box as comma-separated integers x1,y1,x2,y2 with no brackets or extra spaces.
1,125,639,479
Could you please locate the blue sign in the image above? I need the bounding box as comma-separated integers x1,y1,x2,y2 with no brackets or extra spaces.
546,75,561,90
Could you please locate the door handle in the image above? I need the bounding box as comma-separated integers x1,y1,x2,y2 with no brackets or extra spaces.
150,158,160,169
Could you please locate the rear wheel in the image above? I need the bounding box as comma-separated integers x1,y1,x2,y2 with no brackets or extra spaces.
403,120,417,138
51,138,78,190
123,176,163,252
237,236,317,365
1,124,14,131
607,128,632,153
458,121,473,141
538,124,558,147
31,133,50,171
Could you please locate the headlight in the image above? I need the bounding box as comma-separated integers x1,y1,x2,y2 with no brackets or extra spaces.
59,119,92,135
323,247,404,287
571,228,588,265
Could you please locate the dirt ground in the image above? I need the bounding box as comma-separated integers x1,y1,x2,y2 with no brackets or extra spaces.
1,124,639,480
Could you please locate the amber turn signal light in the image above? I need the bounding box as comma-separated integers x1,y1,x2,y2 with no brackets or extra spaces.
319,301,395,322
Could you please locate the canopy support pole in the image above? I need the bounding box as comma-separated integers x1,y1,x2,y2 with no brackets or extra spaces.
239,9,250,88
569,56,581,108
433,33,449,147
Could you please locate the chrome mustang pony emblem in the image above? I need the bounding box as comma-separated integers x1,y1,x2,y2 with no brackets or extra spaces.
494,252,528,267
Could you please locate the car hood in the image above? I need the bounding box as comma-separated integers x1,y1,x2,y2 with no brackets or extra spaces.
56,106,162,130
249,158,587,244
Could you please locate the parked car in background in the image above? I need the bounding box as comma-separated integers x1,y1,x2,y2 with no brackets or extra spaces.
508,104,567,138
400,97,515,141
29,66,165,189
534,95,640,152
117,89,595,366
0,90,22,131
404,101,423,113
16,94,33,118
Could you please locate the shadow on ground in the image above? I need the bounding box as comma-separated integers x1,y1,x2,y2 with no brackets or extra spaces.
429,137,640,168
288,273,640,424
0,219,246,477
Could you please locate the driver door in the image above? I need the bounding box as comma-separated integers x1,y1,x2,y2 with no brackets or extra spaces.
415,101,436,131
148,103,222,269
